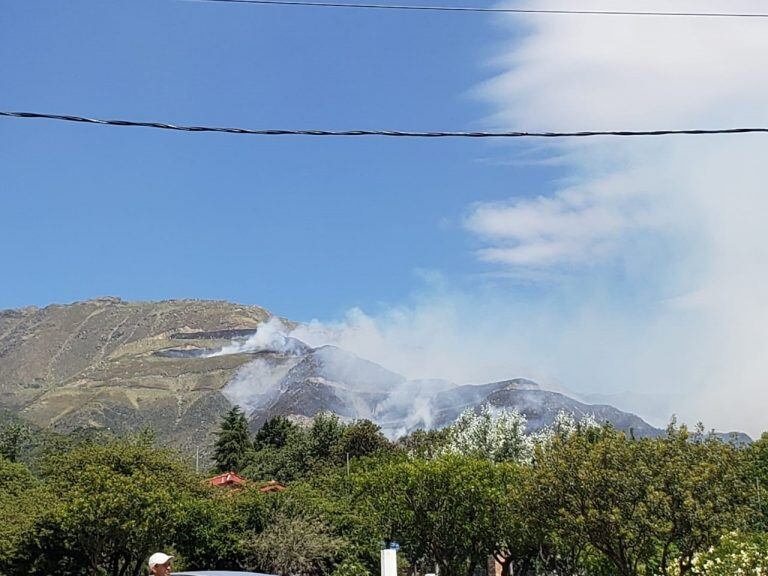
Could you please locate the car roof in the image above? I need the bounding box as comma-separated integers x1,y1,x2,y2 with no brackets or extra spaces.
174,572,275,576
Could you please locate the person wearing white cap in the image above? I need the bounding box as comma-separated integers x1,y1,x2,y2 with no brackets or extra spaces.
148,552,173,575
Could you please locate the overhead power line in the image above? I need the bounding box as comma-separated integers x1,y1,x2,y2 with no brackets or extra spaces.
183,0,768,19
3,111,768,139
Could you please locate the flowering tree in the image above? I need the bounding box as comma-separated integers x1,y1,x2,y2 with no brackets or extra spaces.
667,532,768,576
447,405,533,463
446,406,600,463
532,410,600,445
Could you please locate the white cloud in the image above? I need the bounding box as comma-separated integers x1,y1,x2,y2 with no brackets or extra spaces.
263,0,768,438
464,169,658,266
462,0,768,434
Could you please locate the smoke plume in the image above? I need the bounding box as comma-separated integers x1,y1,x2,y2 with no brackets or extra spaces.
223,1,768,436
293,1,768,436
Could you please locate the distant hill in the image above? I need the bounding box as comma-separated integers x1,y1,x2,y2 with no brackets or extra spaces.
0,298,743,452
0,298,270,451
230,344,663,439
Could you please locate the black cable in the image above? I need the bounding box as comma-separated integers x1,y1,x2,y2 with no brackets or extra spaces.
182,0,768,19
3,111,768,139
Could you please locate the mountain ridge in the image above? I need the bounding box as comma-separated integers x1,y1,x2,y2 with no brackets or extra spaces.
0,298,744,450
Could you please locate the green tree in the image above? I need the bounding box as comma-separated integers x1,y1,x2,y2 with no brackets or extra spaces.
489,464,542,576
528,424,751,576
214,406,252,473
17,440,202,576
245,416,391,483
330,559,369,576
246,513,346,576
0,457,52,574
338,420,392,460
242,412,348,483
357,455,502,576
242,426,313,483
397,428,451,459
286,467,385,573
308,412,345,465
0,422,30,463
254,416,297,450
530,427,660,576
649,423,751,576
745,431,768,530
175,485,272,570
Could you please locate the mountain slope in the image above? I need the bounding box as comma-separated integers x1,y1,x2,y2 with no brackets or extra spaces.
0,298,270,450
0,298,700,449
225,346,664,438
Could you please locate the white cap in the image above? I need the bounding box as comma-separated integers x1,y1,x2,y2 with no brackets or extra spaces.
148,552,173,568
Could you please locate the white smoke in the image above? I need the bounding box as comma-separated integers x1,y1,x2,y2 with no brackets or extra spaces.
218,320,457,437
276,1,768,436
206,317,307,357
290,302,544,387
215,1,768,436
222,354,301,414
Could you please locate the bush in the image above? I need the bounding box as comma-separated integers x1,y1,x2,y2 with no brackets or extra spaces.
669,532,768,576
331,558,370,576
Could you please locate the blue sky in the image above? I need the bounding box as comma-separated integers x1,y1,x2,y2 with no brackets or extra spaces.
5,0,768,433
1,0,556,320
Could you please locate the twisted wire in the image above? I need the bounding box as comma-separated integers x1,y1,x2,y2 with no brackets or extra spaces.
3,111,768,138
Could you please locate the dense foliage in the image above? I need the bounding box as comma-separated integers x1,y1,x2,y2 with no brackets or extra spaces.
673,531,768,576
0,410,765,576
213,406,252,474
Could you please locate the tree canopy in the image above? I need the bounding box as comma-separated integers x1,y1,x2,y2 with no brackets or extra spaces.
0,409,762,576
213,406,252,474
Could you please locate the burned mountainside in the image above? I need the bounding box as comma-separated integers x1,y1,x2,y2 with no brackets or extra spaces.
1,297,728,453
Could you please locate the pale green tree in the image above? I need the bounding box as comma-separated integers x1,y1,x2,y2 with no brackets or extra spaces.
447,405,532,463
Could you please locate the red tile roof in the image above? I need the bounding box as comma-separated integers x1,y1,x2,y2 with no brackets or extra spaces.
258,480,286,493
208,472,246,488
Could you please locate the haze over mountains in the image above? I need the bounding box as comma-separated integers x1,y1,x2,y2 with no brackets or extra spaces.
0,298,739,451
215,319,661,439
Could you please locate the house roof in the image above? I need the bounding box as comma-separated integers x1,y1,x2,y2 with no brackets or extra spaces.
208,472,246,487
207,474,286,493
258,480,286,493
